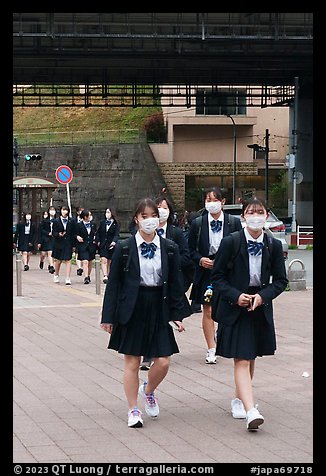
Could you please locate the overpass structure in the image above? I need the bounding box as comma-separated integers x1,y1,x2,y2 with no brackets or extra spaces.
13,12,313,225
13,13,312,107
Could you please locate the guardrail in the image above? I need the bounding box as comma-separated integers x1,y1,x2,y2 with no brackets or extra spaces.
297,225,313,247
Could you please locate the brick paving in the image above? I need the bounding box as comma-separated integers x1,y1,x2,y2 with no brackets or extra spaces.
13,253,313,464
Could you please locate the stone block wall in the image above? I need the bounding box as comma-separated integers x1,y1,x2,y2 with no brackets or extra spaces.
158,162,258,210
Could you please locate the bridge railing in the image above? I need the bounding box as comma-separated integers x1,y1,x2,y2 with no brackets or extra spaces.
14,129,146,147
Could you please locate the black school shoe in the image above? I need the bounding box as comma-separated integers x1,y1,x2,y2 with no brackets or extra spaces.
77,268,83,276
140,358,152,371
39,261,44,270
24,265,29,271
48,266,55,274
84,276,90,284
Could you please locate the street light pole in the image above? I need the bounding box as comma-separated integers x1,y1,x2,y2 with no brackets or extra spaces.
226,115,237,203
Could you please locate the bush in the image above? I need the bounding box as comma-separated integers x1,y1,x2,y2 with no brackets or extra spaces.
142,112,167,143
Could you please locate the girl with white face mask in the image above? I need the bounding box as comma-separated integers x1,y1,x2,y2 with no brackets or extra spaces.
37,207,56,274
14,211,37,271
139,196,193,371
100,197,188,429
96,207,121,283
188,187,242,365
210,197,288,431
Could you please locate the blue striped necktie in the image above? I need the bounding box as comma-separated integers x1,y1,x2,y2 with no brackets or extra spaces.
140,242,157,259
247,240,264,256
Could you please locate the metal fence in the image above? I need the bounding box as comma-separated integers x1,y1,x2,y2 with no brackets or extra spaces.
296,225,313,247
14,129,146,147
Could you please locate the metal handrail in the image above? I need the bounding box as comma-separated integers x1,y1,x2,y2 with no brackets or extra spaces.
297,225,313,246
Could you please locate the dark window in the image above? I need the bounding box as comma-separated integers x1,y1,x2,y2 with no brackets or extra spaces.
196,88,246,116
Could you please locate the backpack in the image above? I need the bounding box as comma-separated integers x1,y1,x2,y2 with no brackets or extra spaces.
194,213,240,252
119,236,177,272
226,230,274,270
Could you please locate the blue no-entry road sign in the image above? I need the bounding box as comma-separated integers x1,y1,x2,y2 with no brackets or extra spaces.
55,165,73,184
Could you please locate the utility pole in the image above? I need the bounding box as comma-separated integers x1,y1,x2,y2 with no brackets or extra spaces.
265,129,269,205
13,137,19,205
226,115,237,203
291,77,299,233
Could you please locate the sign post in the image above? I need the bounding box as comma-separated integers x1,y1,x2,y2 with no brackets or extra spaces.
55,165,73,217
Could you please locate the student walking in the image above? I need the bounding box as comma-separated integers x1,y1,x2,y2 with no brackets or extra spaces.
14,211,37,271
75,209,97,284
74,207,84,277
100,198,187,428
52,206,75,285
188,187,242,364
211,197,288,430
140,195,193,371
37,207,56,274
96,207,120,283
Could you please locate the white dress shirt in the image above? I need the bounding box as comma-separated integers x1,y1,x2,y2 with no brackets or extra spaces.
244,227,264,286
208,211,224,255
135,231,162,286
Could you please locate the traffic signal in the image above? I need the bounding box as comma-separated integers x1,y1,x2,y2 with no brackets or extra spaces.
25,154,42,161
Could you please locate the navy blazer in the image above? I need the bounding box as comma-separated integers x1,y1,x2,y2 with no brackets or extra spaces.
37,218,54,246
75,221,97,254
15,222,37,249
101,236,186,326
96,219,120,251
52,217,75,250
165,225,193,271
188,212,243,286
210,229,288,326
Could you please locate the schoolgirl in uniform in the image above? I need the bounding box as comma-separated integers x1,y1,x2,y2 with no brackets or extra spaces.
74,207,84,276
139,195,193,371
75,209,97,284
96,207,120,283
37,207,56,274
211,197,288,430
14,211,37,271
100,198,187,428
188,187,242,364
52,205,75,285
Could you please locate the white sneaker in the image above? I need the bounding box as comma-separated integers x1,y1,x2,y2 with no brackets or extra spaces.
246,405,264,430
205,347,217,364
231,398,246,419
53,275,60,283
65,278,71,285
138,381,159,417
127,407,143,428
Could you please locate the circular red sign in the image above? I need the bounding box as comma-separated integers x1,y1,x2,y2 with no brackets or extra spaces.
55,165,73,184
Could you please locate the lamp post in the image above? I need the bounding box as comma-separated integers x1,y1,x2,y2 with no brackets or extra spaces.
226,115,237,204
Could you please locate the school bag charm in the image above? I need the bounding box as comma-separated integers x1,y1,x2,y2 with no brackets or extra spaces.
203,284,213,303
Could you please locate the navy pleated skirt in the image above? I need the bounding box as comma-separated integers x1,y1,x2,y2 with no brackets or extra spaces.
216,306,277,360
77,249,96,261
190,267,214,305
108,286,180,357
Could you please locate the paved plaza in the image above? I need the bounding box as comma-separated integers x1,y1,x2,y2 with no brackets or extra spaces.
13,253,313,464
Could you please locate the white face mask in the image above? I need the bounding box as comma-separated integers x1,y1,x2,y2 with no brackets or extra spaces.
205,201,222,215
139,217,160,235
246,216,266,231
49,210,56,216
158,207,170,223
